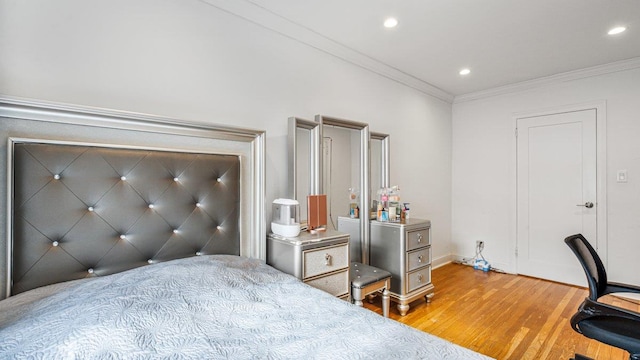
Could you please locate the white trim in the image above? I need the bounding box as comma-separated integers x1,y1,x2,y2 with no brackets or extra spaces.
509,101,608,276
456,57,640,103
431,254,453,270
199,0,454,103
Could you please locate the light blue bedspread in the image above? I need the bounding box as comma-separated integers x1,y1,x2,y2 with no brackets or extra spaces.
0,255,492,359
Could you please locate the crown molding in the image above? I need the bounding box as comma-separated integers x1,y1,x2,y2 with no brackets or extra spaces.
199,0,455,103
454,57,640,104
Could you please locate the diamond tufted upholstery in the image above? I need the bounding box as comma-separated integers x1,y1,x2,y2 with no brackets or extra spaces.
11,142,240,295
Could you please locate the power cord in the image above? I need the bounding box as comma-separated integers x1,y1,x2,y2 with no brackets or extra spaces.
456,241,485,266
454,241,507,273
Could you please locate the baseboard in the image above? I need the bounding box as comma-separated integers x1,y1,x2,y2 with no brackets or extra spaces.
432,254,453,269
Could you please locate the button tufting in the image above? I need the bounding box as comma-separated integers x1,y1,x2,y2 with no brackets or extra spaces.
13,143,242,294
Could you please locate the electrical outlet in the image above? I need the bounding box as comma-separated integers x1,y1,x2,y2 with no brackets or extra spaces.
476,240,484,248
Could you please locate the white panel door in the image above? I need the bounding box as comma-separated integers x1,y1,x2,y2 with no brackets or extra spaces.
516,109,597,285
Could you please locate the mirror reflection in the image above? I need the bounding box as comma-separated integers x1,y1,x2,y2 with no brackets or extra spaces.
288,117,320,224
318,115,369,264
370,132,390,218
322,124,362,229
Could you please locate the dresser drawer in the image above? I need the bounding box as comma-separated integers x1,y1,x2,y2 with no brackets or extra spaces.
406,266,431,293
406,228,430,251
406,247,431,272
304,269,350,297
303,244,349,279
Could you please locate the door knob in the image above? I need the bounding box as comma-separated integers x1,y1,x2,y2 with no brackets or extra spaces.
576,202,594,208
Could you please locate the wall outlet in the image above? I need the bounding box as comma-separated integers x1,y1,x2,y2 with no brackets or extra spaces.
617,169,628,183
476,240,485,251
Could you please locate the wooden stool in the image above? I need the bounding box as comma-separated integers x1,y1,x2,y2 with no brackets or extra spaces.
350,262,392,317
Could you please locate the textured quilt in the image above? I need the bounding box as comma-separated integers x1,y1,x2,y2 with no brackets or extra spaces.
0,255,491,359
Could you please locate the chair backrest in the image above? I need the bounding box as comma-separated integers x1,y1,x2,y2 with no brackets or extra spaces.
564,234,608,300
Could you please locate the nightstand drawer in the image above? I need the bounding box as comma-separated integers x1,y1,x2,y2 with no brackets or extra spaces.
406,247,431,272
406,266,431,293
406,228,430,251
303,243,349,279
304,269,349,297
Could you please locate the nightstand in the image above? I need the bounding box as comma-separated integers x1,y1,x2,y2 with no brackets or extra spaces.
267,229,350,299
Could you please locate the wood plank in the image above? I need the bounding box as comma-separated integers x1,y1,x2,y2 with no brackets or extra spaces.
364,263,634,359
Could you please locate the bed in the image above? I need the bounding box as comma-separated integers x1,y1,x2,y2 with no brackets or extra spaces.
0,98,491,359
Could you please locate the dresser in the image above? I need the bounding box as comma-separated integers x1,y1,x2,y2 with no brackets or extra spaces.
267,230,350,299
338,217,434,315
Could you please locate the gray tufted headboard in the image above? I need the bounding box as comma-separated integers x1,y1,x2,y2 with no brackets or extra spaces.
10,141,240,295
1,97,266,298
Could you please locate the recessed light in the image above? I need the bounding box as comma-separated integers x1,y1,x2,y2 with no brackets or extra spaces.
384,17,398,28
608,26,626,35
459,68,471,76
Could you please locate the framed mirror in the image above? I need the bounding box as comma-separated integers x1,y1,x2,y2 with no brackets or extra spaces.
288,117,321,224
370,132,390,211
316,115,370,263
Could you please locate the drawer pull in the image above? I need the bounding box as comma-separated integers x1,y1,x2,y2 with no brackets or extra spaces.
418,274,424,283
418,255,423,263
324,254,332,266
417,234,423,243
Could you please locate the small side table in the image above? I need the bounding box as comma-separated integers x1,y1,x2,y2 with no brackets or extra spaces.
351,262,392,317
267,230,350,299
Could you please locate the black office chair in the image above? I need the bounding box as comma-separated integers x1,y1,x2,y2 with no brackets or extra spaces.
564,234,640,360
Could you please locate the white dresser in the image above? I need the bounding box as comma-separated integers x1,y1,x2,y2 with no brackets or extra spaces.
267,230,350,299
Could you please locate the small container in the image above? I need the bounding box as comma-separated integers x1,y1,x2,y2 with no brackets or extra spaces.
271,199,301,237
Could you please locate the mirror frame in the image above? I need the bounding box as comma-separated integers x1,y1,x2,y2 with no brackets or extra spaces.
288,117,321,202
370,132,390,189
316,115,370,264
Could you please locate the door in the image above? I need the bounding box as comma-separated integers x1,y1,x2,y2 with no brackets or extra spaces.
516,109,597,285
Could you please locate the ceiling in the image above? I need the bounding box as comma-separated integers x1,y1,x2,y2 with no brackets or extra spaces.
214,0,640,100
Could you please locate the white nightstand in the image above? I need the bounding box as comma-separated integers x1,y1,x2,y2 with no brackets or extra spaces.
267,229,350,299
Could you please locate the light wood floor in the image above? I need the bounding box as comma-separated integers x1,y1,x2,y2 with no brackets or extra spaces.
364,263,639,360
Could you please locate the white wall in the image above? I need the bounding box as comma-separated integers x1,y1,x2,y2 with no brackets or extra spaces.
452,67,640,284
0,0,453,265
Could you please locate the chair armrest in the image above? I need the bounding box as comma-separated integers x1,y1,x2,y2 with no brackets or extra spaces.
603,282,640,297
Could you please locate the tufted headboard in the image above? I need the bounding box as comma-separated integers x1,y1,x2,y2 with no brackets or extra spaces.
10,141,240,295
1,97,266,298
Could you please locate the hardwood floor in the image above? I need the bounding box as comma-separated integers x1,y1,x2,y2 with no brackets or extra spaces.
364,263,639,359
